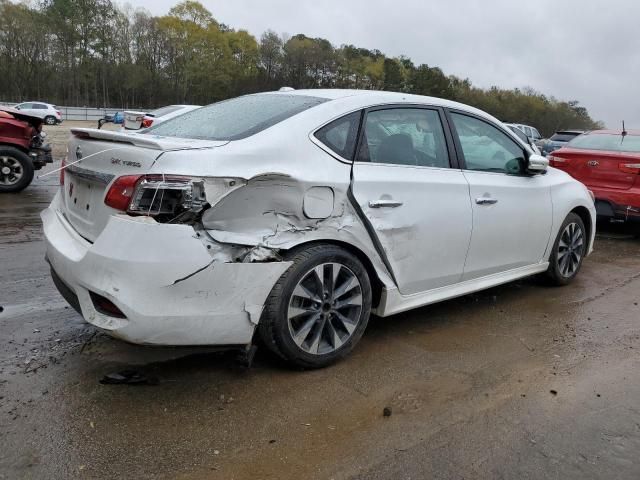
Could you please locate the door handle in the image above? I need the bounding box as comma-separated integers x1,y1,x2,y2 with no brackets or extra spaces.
475,197,498,205
369,199,404,208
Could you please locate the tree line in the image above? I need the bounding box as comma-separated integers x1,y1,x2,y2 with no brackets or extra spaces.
0,0,602,135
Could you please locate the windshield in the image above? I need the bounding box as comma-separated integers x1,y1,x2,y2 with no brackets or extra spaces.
567,133,640,153
550,132,581,142
145,94,328,141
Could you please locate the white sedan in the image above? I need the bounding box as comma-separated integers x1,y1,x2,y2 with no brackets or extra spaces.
123,104,200,130
42,90,596,368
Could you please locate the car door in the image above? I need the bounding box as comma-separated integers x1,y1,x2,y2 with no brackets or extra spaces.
447,111,553,280
349,106,473,295
31,103,48,119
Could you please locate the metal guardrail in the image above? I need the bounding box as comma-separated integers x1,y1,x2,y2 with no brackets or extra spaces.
0,102,144,121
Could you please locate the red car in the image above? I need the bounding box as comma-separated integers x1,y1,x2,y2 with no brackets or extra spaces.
549,129,640,222
0,107,53,192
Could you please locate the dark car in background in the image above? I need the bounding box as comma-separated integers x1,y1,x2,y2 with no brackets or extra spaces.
549,129,640,223
541,130,584,156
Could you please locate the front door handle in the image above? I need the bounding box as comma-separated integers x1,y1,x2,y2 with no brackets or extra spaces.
475,197,498,205
369,199,404,208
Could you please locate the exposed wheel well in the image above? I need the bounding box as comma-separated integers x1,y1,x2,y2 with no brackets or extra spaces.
283,240,385,308
571,206,593,247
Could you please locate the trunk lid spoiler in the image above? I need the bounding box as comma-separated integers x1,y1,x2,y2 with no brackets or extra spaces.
70,128,229,151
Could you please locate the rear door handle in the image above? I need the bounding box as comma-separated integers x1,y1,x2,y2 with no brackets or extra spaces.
369,199,404,208
475,197,498,205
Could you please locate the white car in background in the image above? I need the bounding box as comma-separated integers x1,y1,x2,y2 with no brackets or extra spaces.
123,105,200,130
42,90,596,369
13,101,62,125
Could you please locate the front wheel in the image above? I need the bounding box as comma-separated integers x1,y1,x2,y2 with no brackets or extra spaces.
546,213,587,285
0,147,35,193
258,244,372,369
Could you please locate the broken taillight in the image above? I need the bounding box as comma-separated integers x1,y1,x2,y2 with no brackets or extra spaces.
104,175,206,218
104,175,142,211
141,118,154,128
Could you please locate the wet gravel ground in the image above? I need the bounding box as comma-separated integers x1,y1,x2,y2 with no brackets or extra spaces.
1,123,640,479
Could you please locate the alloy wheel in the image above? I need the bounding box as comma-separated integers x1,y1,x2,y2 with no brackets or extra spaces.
0,156,24,186
287,262,363,355
557,222,584,277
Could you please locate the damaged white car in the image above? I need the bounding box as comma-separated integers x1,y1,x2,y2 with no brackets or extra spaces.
42,90,596,368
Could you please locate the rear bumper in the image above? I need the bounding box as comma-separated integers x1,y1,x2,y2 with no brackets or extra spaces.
41,192,291,346
592,187,640,222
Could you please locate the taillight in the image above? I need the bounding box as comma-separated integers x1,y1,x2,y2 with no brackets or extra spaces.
104,175,206,217
104,175,142,211
141,118,154,128
56,110,61,117
618,162,640,174
548,155,567,167
60,157,66,185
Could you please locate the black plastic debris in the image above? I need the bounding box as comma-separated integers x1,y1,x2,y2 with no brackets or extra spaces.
100,369,158,386
383,406,392,417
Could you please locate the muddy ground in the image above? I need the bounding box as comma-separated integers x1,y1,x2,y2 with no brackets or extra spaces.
1,122,640,479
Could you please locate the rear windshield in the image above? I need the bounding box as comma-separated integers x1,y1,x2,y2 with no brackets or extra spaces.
567,133,640,153
145,94,328,141
550,132,581,142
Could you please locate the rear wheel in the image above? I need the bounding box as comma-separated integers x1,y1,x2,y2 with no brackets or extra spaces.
0,147,34,193
44,115,56,125
258,244,372,369
546,213,586,285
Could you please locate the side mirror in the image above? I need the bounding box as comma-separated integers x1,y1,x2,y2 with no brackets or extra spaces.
527,153,548,174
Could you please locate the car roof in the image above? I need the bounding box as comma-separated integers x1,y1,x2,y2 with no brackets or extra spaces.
264,88,500,123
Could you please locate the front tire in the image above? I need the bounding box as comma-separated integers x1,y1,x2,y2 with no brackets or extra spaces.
0,147,34,193
258,244,372,369
546,213,586,285
44,115,56,125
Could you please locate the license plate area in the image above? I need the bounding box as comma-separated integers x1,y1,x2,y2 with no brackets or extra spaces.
64,174,105,224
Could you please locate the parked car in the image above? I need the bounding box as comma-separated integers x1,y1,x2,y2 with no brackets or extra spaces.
507,123,543,143
504,123,542,155
0,107,53,192
541,130,585,156
123,105,200,130
42,90,596,368
13,101,62,125
98,111,124,129
549,129,640,223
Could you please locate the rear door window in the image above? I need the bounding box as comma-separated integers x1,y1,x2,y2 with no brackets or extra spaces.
356,108,450,168
314,111,361,160
33,103,48,109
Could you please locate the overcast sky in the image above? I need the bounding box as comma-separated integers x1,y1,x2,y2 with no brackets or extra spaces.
121,0,639,128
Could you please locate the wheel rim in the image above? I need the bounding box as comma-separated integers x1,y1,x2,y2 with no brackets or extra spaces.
287,262,363,355
557,222,584,277
46,116,55,125
0,155,24,186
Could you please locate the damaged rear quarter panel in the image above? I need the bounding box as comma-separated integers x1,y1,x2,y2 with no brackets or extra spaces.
151,130,394,288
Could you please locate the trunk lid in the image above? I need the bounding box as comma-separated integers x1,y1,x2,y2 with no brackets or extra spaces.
550,147,640,191
60,129,228,242
124,110,146,130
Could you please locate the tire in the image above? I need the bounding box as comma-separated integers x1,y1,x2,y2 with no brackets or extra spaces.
44,116,56,125
546,213,587,285
0,146,35,193
258,244,372,369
